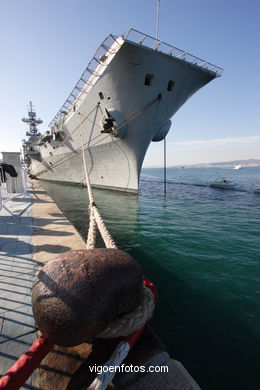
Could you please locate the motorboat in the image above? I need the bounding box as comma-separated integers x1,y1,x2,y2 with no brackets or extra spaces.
209,177,236,189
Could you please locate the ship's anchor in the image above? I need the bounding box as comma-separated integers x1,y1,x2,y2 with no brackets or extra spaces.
101,108,118,136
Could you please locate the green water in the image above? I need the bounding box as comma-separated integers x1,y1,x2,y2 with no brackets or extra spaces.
42,167,260,390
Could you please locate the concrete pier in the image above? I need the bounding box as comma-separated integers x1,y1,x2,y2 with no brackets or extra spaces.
0,192,37,388
0,181,86,388
0,181,201,389
30,181,85,264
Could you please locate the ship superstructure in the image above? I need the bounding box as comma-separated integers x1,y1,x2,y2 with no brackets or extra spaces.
23,29,223,192
22,102,43,166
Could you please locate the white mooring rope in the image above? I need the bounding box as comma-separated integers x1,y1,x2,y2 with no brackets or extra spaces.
98,285,154,339
86,206,97,249
88,341,130,390
78,112,117,250
78,110,155,390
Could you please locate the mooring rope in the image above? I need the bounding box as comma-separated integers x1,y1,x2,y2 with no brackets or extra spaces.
78,95,161,250
77,99,160,388
79,111,117,249
77,108,157,389
0,336,54,390
88,341,131,390
86,206,97,249
98,284,154,338
87,278,157,390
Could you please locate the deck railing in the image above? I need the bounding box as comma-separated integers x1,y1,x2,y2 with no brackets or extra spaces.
124,29,223,76
49,28,223,129
49,34,123,128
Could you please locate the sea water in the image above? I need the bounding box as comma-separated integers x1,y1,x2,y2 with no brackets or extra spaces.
42,167,260,390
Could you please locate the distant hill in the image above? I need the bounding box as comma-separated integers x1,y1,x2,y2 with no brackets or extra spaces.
175,159,260,168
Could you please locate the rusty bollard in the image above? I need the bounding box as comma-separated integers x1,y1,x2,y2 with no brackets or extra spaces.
32,249,143,347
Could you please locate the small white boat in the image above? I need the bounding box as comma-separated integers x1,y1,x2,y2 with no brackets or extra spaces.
233,165,242,169
209,177,237,189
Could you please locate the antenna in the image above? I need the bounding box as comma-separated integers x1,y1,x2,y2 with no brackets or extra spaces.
156,0,166,194
156,0,160,40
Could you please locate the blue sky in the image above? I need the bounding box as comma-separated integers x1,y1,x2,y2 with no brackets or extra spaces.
0,0,259,166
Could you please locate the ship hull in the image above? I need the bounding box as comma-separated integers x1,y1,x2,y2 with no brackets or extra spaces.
28,34,219,193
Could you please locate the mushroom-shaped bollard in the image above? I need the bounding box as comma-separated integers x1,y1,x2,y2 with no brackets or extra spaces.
32,249,143,347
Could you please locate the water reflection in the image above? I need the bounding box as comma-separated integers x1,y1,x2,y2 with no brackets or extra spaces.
40,180,139,250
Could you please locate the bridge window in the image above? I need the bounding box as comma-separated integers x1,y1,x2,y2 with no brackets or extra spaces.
167,80,175,91
144,74,154,86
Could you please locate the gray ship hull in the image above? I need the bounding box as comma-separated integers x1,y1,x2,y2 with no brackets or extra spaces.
25,30,222,193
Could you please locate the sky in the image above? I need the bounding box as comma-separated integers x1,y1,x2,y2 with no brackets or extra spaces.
0,0,259,167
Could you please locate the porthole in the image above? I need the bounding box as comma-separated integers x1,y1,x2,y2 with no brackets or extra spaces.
144,74,154,86
167,80,175,91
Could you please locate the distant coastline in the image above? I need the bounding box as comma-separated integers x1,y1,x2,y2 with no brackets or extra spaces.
171,159,260,169
143,159,260,169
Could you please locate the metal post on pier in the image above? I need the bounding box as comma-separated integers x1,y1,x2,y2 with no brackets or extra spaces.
164,136,166,196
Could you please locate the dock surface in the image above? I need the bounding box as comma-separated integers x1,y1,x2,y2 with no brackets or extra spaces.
0,192,36,388
0,181,85,388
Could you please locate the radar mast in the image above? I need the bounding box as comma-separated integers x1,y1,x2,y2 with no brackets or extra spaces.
22,101,43,136
22,102,43,165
